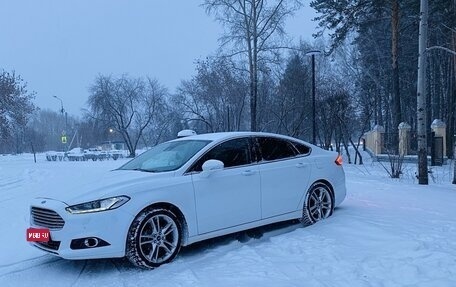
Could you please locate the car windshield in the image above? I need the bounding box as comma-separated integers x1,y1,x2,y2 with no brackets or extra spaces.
119,140,211,172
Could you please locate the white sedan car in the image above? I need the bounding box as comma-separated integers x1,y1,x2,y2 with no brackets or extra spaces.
30,132,346,268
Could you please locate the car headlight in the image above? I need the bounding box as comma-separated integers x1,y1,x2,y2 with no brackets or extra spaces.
65,196,130,214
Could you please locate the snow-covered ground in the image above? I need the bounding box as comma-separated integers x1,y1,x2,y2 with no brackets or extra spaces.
0,152,455,286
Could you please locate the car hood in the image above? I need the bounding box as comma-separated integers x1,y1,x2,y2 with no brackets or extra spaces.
37,169,176,206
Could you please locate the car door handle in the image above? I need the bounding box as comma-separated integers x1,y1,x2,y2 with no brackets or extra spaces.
242,170,256,176
295,163,306,168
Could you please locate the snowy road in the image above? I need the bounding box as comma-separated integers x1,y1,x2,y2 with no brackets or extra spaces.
1,154,455,286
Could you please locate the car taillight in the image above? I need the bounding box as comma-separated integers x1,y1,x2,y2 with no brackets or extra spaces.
335,154,343,166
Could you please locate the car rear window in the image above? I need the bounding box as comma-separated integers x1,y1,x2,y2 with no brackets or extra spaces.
292,141,311,155
257,137,297,161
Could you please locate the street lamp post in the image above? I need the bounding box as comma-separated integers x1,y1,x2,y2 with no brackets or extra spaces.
53,95,67,132
306,50,321,146
108,128,114,149
53,96,68,151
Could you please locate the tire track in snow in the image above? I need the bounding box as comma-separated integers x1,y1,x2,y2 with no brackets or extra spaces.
0,255,63,277
0,255,48,269
0,179,23,188
0,257,134,287
109,259,131,287
70,260,87,287
67,259,133,287
162,220,303,284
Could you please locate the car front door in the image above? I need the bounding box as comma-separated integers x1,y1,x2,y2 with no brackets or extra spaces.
189,137,261,234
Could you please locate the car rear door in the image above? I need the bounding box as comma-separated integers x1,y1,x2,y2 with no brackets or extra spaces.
256,136,311,219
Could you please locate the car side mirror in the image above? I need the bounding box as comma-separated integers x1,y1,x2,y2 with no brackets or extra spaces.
201,159,224,177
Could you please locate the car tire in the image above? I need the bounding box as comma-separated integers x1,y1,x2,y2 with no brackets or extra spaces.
301,182,334,226
126,208,182,269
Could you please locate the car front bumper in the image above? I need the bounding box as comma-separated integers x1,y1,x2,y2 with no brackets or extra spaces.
29,198,135,260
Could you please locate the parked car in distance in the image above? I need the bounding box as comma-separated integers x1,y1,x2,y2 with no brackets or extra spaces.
30,132,346,269
66,148,85,161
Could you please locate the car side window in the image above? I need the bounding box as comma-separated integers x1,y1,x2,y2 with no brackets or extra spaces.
190,138,252,172
258,137,297,161
292,141,311,155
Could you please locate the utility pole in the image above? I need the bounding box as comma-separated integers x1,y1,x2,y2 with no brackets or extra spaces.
416,0,429,184
53,95,68,152
311,54,316,145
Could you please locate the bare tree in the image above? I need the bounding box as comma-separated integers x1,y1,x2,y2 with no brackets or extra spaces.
175,57,249,133
203,0,302,131
88,75,168,157
332,41,374,164
28,109,79,152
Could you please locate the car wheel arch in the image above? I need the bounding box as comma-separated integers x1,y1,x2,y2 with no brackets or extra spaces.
298,179,335,208
300,180,335,226
128,202,189,247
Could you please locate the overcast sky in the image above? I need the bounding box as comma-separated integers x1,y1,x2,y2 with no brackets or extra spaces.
1,1,318,116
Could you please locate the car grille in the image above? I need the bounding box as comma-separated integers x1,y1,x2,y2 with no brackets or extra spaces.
31,207,65,230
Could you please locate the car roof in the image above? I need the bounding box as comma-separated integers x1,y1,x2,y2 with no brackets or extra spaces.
172,131,311,144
